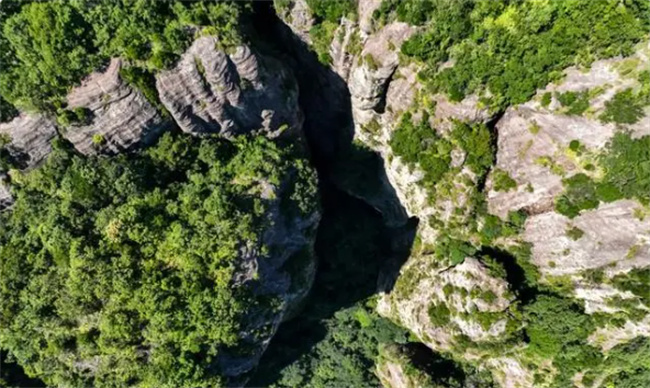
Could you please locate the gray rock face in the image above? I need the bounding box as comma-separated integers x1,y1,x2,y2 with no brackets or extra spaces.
65,58,171,155
0,113,58,208
349,22,416,120
220,179,320,377
525,200,650,276
275,0,314,43
156,37,302,139
0,177,11,210
0,113,57,169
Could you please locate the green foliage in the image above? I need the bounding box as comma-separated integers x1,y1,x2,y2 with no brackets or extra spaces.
389,112,452,190
0,133,317,387
566,226,584,241
119,66,169,116
434,236,476,265
398,0,473,64
599,88,647,124
540,92,552,108
523,294,604,385
428,302,451,327
555,133,650,217
611,268,650,306
56,107,93,127
524,295,595,358
492,168,517,192
306,0,355,23
555,173,599,218
309,20,338,65
599,133,650,204
0,1,100,110
0,0,242,111
556,91,590,115
399,0,650,110
269,305,409,388
450,121,494,176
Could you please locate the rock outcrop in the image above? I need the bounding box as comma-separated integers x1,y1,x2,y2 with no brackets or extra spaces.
65,58,171,155
219,174,320,378
378,258,515,351
0,113,58,208
156,37,302,139
0,113,57,169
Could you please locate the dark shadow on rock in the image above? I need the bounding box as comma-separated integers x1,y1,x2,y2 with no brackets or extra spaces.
247,3,417,386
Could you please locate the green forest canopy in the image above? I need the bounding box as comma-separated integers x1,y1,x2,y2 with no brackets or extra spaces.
0,133,317,387
0,0,243,113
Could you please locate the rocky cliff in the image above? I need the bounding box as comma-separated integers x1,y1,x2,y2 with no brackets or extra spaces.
64,58,172,155
279,1,650,386
156,36,302,140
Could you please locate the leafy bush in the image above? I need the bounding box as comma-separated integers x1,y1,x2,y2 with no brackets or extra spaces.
599,88,646,124
0,133,317,387
309,20,338,64
599,133,650,204
555,173,599,218
389,112,452,189
428,302,451,326
556,91,590,115
492,168,517,192
450,121,494,176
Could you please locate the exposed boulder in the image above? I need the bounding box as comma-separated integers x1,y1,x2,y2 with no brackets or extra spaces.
64,58,171,155
524,200,650,278
349,21,417,124
378,258,515,352
274,0,314,43
0,113,58,208
0,113,57,169
156,37,302,139
486,43,650,317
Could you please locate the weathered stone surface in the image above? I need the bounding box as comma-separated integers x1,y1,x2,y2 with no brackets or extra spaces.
0,177,11,210
156,37,302,139
275,0,314,43
524,200,650,277
349,22,416,123
487,105,616,219
378,258,514,351
487,42,650,219
65,58,171,155
330,17,358,80
358,0,382,34
0,113,57,169
484,358,534,388
590,314,650,351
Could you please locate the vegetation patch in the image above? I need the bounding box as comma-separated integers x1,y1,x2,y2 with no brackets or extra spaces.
0,133,317,387
382,0,650,110
0,0,243,112
492,168,517,192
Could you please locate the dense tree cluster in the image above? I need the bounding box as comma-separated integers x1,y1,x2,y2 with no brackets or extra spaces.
0,0,243,112
377,0,650,110
0,133,317,387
